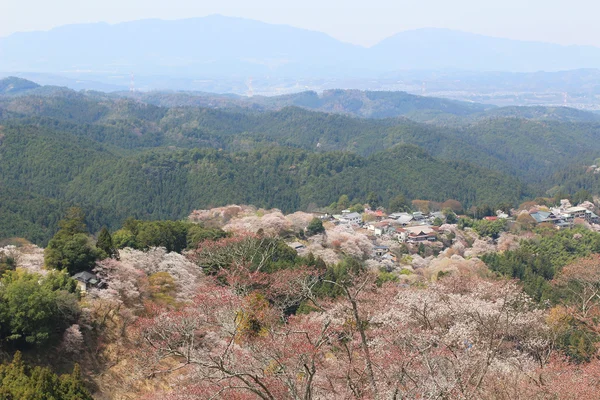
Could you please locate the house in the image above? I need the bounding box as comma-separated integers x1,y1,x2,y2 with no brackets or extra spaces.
371,246,398,262
365,209,388,221
412,212,426,221
339,212,362,225
389,212,414,226
373,245,390,257
72,271,103,293
496,210,510,219
313,212,333,221
397,225,437,243
367,221,392,236
530,211,570,228
562,207,600,224
529,211,559,224
382,253,397,262
408,232,437,242
563,206,587,219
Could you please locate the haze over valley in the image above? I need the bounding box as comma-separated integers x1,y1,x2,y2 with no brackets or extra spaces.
3,16,600,109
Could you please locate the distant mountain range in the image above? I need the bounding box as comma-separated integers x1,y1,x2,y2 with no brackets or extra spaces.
3,15,600,78
4,76,600,125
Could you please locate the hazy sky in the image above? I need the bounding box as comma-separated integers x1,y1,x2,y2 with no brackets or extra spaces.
2,0,597,47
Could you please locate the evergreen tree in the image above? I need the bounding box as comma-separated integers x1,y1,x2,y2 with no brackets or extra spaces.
0,352,92,399
58,207,87,236
337,195,350,210
572,189,593,205
306,218,325,236
0,270,79,346
389,194,410,213
96,227,118,260
366,191,381,209
443,209,458,224
45,208,103,274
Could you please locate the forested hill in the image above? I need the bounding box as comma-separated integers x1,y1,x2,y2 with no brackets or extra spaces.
123,88,493,120
4,77,600,124
0,77,40,95
0,117,526,244
3,85,600,183
4,82,600,244
121,88,600,124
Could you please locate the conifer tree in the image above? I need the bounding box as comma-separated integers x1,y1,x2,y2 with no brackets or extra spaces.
96,227,119,260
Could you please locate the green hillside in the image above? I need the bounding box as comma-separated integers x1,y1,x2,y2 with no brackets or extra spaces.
2,84,600,244
0,77,40,95
0,119,526,244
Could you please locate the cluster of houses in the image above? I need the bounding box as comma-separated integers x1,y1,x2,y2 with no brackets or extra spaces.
529,203,600,228
327,209,443,244
365,219,439,243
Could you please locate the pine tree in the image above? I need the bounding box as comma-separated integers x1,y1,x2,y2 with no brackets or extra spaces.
366,191,381,209
96,227,119,260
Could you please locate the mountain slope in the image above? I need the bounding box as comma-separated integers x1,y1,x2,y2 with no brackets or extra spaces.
3,88,600,185
0,77,40,94
0,15,363,77
3,17,600,76
370,28,600,72
0,118,528,244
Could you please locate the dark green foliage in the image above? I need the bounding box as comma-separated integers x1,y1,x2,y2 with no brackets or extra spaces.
555,321,598,363
187,224,229,249
336,195,351,211
444,210,458,224
0,352,92,399
472,219,507,239
114,219,227,253
376,271,399,286
0,254,17,277
482,227,600,302
44,208,103,274
0,77,40,95
306,218,325,236
549,165,600,200
0,119,528,245
366,192,381,209
96,227,118,259
197,236,302,276
572,189,593,205
0,270,79,346
454,118,600,183
388,194,411,213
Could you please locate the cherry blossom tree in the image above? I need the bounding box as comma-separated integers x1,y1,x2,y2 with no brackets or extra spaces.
553,255,600,321
128,267,553,400
325,225,373,260
119,247,200,302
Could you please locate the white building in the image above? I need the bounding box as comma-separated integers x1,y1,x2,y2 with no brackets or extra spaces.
339,212,362,225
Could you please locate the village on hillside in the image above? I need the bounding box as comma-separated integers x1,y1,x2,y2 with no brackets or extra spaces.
2,196,600,292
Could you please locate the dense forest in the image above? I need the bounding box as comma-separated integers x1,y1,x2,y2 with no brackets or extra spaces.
0,119,526,244
2,78,600,244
